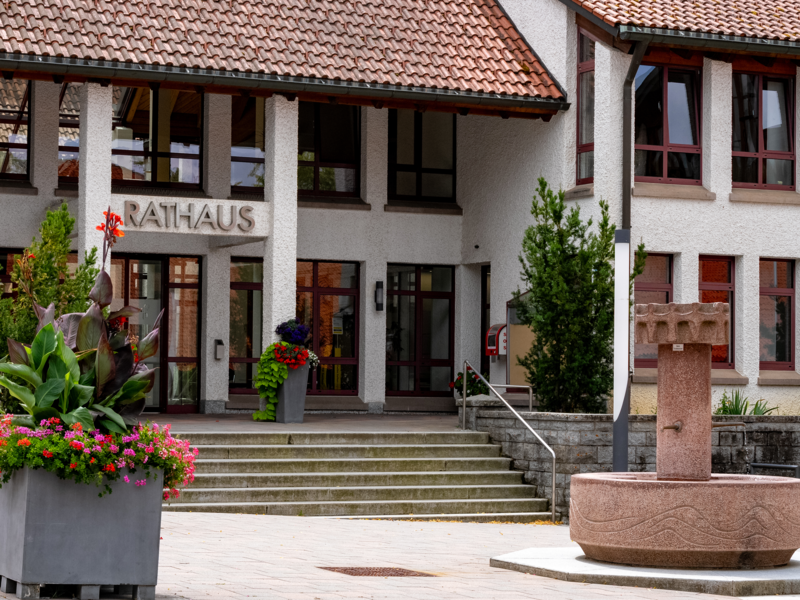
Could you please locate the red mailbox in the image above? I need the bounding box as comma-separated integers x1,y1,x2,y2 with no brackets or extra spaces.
485,324,507,356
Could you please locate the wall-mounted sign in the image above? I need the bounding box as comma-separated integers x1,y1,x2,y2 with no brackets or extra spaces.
124,201,255,232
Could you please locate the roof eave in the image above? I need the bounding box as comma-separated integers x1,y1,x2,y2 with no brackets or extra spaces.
619,26,800,56
0,52,571,112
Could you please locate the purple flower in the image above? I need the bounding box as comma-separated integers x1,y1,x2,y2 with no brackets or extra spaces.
275,319,310,345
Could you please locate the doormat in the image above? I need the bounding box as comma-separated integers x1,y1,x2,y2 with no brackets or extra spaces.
318,567,435,577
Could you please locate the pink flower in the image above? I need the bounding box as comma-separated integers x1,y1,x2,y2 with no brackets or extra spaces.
124,475,130,483
135,479,146,487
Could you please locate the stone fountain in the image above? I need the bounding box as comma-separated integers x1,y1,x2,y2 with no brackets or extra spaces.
570,302,800,569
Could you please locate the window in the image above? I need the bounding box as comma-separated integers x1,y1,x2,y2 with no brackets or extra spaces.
229,260,263,392
109,255,202,412
111,86,203,188
0,79,30,180
634,65,702,184
296,261,359,395
577,31,595,184
699,256,734,368
298,102,360,197
386,265,455,395
58,82,81,183
732,74,795,189
759,259,794,370
231,96,265,191
633,254,673,368
389,110,456,202
0,249,20,299
480,265,491,376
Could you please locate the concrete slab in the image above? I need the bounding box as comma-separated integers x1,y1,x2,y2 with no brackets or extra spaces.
490,546,800,596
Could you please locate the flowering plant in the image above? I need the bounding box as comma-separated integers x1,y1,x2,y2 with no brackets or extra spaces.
450,366,490,398
275,319,310,346
273,343,309,370
252,342,317,421
0,415,196,499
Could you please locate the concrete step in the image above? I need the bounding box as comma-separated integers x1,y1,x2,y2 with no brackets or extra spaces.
170,484,538,504
193,456,513,474
317,512,555,523
192,444,501,460
190,470,524,488
175,431,489,446
163,497,548,516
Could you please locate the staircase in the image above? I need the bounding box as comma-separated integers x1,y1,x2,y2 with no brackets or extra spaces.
164,431,550,522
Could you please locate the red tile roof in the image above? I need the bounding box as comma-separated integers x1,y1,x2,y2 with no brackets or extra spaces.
572,0,800,42
0,0,565,103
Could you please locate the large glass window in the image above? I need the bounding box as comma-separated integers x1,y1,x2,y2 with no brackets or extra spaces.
298,102,360,197
732,74,795,189
0,249,20,299
0,79,30,181
386,265,454,395
112,87,203,188
633,254,673,368
389,110,456,202
231,96,265,191
577,31,595,184
759,259,794,370
57,82,81,183
230,260,263,392
635,65,702,184
699,256,734,368
296,261,359,395
109,254,201,412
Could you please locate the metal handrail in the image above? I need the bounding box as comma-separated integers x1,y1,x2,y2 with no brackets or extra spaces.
460,360,556,523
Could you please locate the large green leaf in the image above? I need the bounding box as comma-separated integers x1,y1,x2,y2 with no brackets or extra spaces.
94,333,116,395
67,407,95,431
89,270,113,307
79,366,96,387
76,304,105,352
46,355,68,383
92,404,127,431
98,417,126,434
57,331,80,382
0,376,36,413
34,378,65,409
0,363,42,388
128,368,157,394
69,384,95,408
7,339,30,366
32,406,60,423
31,324,57,375
11,415,36,428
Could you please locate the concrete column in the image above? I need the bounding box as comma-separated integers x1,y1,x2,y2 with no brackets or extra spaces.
203,93,232,199
737,254,759,378
200,247,231,413
262,95,298,345
359,258,387,411
702,58,733,197
77,83,112,268
673,252,699,305
30,80,60,196
360,107,388,207
454,264,482,376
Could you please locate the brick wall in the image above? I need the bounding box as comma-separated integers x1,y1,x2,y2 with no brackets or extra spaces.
475,411,800,521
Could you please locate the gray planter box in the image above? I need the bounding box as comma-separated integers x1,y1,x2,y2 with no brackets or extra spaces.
276,364,309,423
0,467,163,599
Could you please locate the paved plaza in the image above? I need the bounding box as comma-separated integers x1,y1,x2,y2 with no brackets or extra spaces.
1,513,796,600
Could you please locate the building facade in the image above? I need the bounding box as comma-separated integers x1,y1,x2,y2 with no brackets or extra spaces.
1,0,799,414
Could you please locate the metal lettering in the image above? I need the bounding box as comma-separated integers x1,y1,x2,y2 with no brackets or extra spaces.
177,203,196,229
217,205,237,231
195,204,218,230
159,202,177,227
238,206,255,232
124,201,140,227
139,201,165,228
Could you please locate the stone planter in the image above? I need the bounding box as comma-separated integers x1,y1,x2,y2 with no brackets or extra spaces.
276,363,309,423
0,467,163,599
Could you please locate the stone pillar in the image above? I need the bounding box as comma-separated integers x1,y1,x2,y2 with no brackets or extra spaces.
200,248,231,413
702,58,732,197
737,254,758,378
77,83,112,268
29,80,60,196
262,95,298,345
359,258,387,412
203,93,232,199
673,251,699,304
360,107,388,208
454,264,482,374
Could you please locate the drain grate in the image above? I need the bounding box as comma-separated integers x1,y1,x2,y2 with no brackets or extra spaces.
318,567,435,577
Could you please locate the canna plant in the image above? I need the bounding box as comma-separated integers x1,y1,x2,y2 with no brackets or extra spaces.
0,208,162,433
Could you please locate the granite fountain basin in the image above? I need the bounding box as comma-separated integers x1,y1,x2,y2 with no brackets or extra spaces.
570,471,800,569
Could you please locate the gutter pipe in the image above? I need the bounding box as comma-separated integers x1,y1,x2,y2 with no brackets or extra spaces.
0,52,571,113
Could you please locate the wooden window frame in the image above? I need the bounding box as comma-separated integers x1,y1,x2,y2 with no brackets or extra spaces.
388,110,457,203
0,80,30,182
732,72,796,191
633,253,673,368
699,255,735,370
576,29,597,186
386,264,455,397
635,64,703,186
759,259,795,371
229,258,264,394
297,260,360,396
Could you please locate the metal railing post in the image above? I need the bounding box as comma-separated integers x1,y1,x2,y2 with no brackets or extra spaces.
461,360,468,430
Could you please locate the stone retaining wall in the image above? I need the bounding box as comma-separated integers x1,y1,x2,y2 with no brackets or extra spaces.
475,411,800,521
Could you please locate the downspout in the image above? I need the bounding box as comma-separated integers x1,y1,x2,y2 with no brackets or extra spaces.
622,40,650,229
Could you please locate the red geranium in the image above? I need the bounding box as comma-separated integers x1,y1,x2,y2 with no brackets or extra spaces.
42,449,53,458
